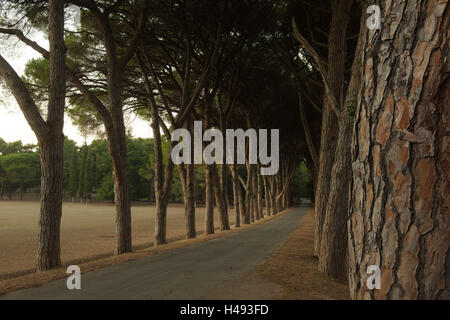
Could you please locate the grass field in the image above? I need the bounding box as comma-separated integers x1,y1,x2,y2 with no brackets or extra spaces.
0,201,235,278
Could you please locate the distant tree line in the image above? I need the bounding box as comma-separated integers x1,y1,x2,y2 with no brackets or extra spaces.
0,137,313,203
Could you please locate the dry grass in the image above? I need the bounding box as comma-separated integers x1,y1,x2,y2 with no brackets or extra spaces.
0,201,236,279
0,200,289,296
254,209,350,299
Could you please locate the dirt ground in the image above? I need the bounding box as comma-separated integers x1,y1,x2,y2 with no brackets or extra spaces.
253,209,350,299
0,200,235,279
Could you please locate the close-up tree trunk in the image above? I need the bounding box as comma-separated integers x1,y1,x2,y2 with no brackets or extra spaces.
349,0,449,299
318,11,366,281
312,0,352,257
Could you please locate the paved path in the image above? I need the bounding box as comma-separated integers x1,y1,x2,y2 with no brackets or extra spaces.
1,207,307,300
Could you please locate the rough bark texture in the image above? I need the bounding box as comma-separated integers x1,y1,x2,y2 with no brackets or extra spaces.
178,116,196,239
179,163,196,239
97,8,135,255
256,165,264,219
263,176,271,216
150,105,173,246
36,0,66,271
137,47,174,246
318,13,366,281
252,165,260,220
313,0,352,256
205,164,215,234
0,0,66,271
154,158,174,245
203,102,215,234
110,138,132,254
38,136,64,270
230,164,241,228
349,0,449,299
211,165,230,230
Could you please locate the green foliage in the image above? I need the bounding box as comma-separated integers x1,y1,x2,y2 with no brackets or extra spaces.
68,145,79,198
0,138,36,155
0,152,40,193
97,175,114,201
290,161,314,202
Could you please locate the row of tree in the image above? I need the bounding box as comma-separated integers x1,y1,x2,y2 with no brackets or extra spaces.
0,0,447,299
0,136,314,203
1,0,309,268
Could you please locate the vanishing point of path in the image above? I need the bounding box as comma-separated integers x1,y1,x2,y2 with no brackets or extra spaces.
1,207,307,300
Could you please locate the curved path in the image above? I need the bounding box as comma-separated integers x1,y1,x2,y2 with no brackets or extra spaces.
1,207,307,300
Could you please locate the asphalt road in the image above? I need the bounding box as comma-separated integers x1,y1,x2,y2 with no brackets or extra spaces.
1,207,307,300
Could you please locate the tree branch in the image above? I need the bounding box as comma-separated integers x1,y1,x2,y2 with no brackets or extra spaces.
0,54,49,139
292,17,341,118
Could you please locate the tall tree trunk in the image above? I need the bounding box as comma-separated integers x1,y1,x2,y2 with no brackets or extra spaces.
231,164,240,228
275,173,282,213
313,0,353,256
220,164,229,213
268,177,277,215
263,177,271,216
179,163,196,239
32,0,66,271
349,0,449,299
256,164,263,219
110,141,132,254
243,163,253,223
104,28,133,255
137,51,174,246
203,99,215,234
211,165,230,230
219,113,229,214
205,164,215,233
154,158,174,245
178,115,196,239
252,165,260,221
318,12,366,281
0,0,67,271
37,133,64,270
238,182,246,224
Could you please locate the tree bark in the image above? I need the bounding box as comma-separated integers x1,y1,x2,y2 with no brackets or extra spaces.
0,0,66,271
252,165,260,221
178,115,196,239
256,164,263,219
318,12,366,281
263,176,271,216
179,163,196,239
203,99,215,234
349,0,449,299
136,49,174,246
230,164,241,228
111,144,132,254
211,165,230,230
313,0,353,256
38,135,64,270
205,163,215,233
